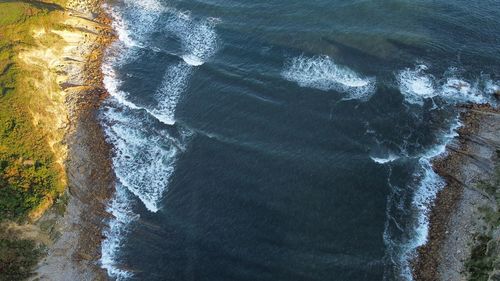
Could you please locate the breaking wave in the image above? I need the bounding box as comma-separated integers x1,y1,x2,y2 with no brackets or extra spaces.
100,0,219,279
101,183,138,280
408,120,460,279
397,65,437,105
171,15,219,65
370,154,401,164
384,63,499,280
397,64,495,106
105,3,219,124
383,119,462,280
148,14,218,123
99,100,190,279
281,55,376,100
101,106,181,213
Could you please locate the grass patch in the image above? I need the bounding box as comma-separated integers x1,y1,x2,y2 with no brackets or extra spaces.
0,1,71,279
0,1,65,222
0,238,43,281
0,85,62,220
466,155,500,280
0,3,29,26
466,235,495,281
0,2,70,279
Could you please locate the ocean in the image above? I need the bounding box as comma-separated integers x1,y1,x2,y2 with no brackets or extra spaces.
97,0,500,280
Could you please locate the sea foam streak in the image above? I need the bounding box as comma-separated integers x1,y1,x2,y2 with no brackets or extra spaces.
282,55,376,100
151,62,193,124
370,154,400,164
164,12,219,66
122,0,165,48
150,14,218,123
102,106,180,213
101,183,138,280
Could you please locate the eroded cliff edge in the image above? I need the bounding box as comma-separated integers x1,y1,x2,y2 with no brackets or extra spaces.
0,1,114,280
34,1,114,280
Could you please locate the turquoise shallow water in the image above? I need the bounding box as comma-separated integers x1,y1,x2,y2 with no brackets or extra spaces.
98,1,499,280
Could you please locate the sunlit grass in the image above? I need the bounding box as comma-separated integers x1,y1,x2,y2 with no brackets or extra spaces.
0,1,64,221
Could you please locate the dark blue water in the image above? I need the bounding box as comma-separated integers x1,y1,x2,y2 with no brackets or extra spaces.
99,1,500,280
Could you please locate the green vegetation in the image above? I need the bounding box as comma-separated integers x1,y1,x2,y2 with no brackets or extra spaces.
0,2,68,280
0,3,29,26
0,238,43,281
466,235,496,281
466,155,500,281
0,1,63,222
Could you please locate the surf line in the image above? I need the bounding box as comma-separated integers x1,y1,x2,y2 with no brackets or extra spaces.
100,1,220,279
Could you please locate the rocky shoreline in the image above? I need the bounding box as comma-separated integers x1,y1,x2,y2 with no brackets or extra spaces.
30,1,115,280
413,104,500,281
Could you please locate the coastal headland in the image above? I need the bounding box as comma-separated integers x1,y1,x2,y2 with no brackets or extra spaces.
0,1,499,281
0,0,114,280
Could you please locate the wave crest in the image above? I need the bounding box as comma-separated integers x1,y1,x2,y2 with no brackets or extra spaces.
101,183,138,280
102,106,181,212
397,64,495,106
281,55,376,100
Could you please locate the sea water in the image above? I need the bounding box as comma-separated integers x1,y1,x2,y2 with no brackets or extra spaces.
99,0,500,280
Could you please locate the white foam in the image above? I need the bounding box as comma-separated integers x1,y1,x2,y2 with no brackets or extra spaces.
440,78,488,104
102,106,180,212
165,13,219,65
149,15,219,122
106,4,138,49
181,18,218,64
102,34,180,126
485,80,499,95
397,65,495,106
123,0,165,40
395,119,461,280
151,62,193,124
101,183,138,280
100,2,218,279
397,65,437,106
182,54,204,66
370,154,400,164
126,0,164,12
104,0,165,67
102,63,141,110
281,55,376,100
104,3,220,127
387,65,497,279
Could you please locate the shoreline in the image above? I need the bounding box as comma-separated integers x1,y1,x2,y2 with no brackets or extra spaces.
31,1,115,280
413,104,500,281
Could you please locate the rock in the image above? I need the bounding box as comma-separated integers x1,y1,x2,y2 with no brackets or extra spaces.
23,159,35,166
488,270,500,281
77,253,93,261
486,239,500,260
